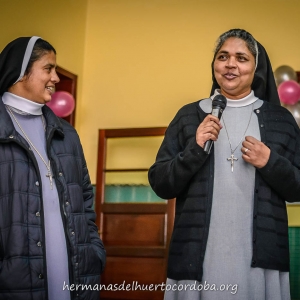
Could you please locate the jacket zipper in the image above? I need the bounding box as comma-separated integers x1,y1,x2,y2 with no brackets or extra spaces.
46,131,75,299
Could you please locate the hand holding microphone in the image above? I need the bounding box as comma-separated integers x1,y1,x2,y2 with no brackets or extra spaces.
196,95,227,154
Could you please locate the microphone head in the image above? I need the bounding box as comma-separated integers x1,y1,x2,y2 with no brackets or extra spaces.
212,94,227,109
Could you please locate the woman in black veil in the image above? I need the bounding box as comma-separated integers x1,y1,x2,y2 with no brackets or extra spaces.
149,28,299,300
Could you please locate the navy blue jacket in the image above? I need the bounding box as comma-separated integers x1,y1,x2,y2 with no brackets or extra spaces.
0,99,106,300
149,100,300,281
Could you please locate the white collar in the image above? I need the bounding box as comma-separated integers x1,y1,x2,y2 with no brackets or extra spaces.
2,92,44,115
211,89,258,107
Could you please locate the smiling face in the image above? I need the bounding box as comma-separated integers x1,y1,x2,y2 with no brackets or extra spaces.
213,37,256,100
12,51,60,104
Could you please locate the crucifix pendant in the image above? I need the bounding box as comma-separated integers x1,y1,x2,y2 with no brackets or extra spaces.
227,154,238,173
46,169,53,190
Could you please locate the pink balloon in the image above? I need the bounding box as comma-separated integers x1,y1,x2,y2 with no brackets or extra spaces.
278,80,300,105
47,91,75,117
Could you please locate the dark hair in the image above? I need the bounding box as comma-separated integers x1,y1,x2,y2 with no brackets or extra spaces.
25,39,56,75
213,29,258,67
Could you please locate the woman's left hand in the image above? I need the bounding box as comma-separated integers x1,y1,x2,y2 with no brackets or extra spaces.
241,136,270,168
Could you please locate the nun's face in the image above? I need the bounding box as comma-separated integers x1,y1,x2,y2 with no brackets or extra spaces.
213,37,256,100
20,51,60,104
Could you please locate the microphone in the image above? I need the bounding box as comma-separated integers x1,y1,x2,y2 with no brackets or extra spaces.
203,94,227,154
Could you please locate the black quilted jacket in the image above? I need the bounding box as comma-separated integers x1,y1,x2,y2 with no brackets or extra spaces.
149,100,300,282
0,99,106,300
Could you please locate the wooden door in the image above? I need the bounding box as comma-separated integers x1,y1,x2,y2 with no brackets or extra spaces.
95,128,175,300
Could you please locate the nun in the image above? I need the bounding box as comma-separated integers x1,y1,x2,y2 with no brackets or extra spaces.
0,37,106,300
149,29,300,300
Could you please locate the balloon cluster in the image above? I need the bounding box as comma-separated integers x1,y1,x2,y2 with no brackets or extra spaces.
274,65,300,126
46,91,75,118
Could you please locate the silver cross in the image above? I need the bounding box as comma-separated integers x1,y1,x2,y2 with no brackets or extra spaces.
227,154,238,173
46,170,53,189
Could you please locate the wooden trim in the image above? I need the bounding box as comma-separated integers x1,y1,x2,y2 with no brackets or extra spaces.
95,130,107,235
106,246,165,257
100,127,167,138
104,168,149,172
166,199,175,246
101,290,164,300
101,203,168,214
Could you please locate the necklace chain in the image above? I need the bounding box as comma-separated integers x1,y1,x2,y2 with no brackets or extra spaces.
6,105,53,189
222,103,254,172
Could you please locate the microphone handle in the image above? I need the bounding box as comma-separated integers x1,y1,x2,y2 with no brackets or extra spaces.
203,106,223,154
211,106,223,119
